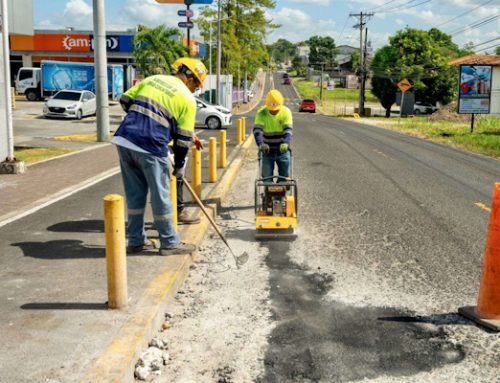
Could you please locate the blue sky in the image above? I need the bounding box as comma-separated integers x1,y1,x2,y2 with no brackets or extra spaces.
33,0,500,52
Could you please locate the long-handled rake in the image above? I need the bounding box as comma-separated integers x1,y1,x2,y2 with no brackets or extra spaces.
182,177,249,268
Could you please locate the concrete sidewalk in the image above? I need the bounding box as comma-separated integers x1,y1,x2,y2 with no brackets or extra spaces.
0,133,255,382
0,144,120,228
231,70,266,116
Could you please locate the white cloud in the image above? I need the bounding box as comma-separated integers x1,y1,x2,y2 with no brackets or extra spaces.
35,0,192,34
267,7,336,43
396,18,405,26
64,0,92,17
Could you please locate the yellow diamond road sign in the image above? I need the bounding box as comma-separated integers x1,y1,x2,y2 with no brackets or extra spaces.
397,79,412,93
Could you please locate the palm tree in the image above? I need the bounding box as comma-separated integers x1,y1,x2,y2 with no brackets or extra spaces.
133,25,187,77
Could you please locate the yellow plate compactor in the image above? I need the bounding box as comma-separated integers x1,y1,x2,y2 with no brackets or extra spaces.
255,151,298,239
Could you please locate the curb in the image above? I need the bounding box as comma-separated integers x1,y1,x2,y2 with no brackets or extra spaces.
232,71,266,116
81,134,255,383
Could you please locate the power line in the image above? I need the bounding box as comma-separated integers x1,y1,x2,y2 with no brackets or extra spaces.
374,0,420,13
365,0,400,13
337,15,350,43
375,0,429,14
449,13,500,36
392,0,432,12
471,37,500,48
433,0,494,28
476,43,500,52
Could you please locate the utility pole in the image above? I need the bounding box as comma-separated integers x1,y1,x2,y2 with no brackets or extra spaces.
185,0,192,50
0,0,24,173
216,0,222,105
209,20,212,102
350,11,373,117
93,0,109,142
319,63,324,102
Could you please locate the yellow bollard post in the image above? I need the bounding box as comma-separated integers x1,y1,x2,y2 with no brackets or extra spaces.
170,173,177,231
191,147,202,198
219,130,227,168
11,88,16,110
242,117,246,140
104,194,128,310
237,119,243,145
208,137,217,182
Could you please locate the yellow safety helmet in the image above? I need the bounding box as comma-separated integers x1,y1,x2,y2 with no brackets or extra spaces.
172,57,208,85
265,89,284,112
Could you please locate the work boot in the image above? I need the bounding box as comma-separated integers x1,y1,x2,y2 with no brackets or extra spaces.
126,239,159,254
159,242,197,256
178,209,200,225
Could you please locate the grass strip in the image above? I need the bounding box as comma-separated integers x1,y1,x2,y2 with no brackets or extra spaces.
14,147,76,164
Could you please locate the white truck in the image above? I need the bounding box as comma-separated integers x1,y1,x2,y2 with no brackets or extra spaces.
15,60,124,101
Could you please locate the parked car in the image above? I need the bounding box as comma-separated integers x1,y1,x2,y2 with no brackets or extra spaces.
299,99,316,113
283,78,292,85
246,89,254,100
43,90,96,119
195,97,232,129
413,102,438,115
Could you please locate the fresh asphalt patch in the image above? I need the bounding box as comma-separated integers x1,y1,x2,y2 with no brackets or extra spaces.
260,240,465,382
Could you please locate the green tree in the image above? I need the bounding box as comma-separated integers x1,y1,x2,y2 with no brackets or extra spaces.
461,42,475,57
350,51,360,74
291,55,305,76
370,27,462,115
371,46,398,117
133,25,186,77
268,38,296,64
307,35,337,68
495,46,500,55
197,0,276,87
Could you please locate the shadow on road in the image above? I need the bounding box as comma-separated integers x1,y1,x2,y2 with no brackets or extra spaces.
378,313,472,327
12,240,105,259
12,239,160,259
47,220,104,233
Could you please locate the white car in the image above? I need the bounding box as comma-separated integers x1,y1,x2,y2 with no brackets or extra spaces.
246,89,254,100
413,102,438,115
195,97,232,129
43,90,96,119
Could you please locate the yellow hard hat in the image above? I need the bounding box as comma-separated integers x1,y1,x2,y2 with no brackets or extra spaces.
172,57,208,85
265,90,284,112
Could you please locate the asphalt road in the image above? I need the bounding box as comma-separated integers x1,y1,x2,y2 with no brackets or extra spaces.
257,74,499,381
5,74,500,382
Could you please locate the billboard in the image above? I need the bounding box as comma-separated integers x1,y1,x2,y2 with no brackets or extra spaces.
458,65,492,114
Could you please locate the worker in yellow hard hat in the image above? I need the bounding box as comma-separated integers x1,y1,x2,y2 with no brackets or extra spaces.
253,89,293,180
112,57,207,256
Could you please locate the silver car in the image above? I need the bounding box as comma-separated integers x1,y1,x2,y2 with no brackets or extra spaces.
195,97,232,129
43,90,96,120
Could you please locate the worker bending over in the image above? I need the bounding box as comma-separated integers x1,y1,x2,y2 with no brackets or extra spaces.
253,90,293,179
112,58,207,255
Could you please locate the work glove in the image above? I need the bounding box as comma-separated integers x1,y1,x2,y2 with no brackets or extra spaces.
259,143,270,154
172,166,185,179
193,136,204,151
280,143,289,153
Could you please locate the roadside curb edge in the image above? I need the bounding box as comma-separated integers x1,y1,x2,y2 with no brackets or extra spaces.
80,134,254,383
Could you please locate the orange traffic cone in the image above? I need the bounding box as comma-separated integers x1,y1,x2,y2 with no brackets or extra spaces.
459,183,500,331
